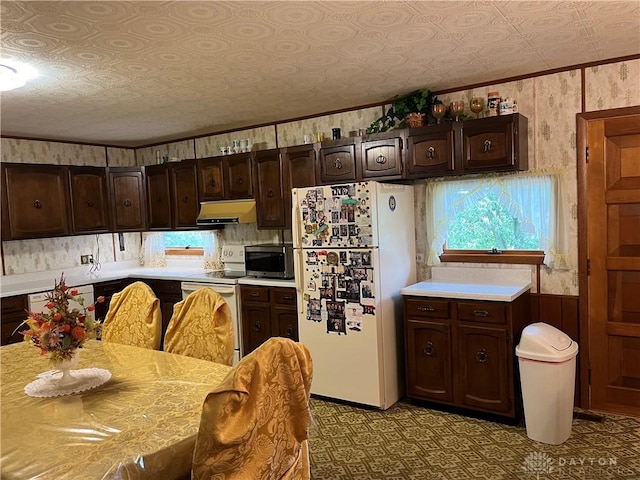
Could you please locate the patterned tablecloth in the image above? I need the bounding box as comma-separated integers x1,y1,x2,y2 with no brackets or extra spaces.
1,340,233,479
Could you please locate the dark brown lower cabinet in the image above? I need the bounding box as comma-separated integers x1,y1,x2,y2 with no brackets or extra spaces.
240,285,298,355
404,293,529,419
1,295,28,346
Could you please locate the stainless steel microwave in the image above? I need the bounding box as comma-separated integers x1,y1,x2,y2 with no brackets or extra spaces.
244,243,294,279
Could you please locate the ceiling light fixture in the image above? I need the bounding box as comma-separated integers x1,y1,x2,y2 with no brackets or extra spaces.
0,60,38,92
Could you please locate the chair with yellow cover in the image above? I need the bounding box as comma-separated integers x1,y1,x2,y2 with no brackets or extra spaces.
101,281,162,350
163,287,234,366
192,337,313,480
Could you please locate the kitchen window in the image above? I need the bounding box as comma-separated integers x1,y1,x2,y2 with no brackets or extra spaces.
425,172,570,269
163,231,205,256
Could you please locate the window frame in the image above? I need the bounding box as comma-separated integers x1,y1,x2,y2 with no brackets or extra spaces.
439,248,545,265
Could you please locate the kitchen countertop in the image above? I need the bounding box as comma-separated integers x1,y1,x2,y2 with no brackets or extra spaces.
0,262,296,298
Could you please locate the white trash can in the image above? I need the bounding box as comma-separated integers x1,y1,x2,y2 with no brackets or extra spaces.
515,322,579,445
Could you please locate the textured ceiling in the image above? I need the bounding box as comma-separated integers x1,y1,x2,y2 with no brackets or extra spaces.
1,1,639,148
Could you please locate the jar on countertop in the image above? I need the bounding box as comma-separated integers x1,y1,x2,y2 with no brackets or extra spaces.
487,91,501,117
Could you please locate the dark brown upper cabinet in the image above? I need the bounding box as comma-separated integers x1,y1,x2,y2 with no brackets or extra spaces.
284,144,317,190
170,160,199,229
361,131,404,180
107,166,147,232
253,149,286,229
461,113,528,173
145,163,172,230
69,166,111,234
407,123,462,178
1,163,70,240
198,153,252,201
318,138,360,185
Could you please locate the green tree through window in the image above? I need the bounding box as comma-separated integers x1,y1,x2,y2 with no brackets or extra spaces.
163,231,205,249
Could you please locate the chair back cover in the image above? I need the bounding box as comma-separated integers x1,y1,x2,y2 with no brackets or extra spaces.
163,287,234,365
101,281,162,350
192,337,313,480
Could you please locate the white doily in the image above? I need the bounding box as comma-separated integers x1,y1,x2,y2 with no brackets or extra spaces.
24,368,112,398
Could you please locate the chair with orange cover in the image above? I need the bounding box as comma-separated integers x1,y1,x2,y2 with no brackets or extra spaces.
163,287,234,366
101,281,162,350
192,337,313,480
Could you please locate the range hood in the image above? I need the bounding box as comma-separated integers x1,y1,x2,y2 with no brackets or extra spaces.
196,199,257,227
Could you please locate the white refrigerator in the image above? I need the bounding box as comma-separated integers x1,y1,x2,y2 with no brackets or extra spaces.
292,181,416,409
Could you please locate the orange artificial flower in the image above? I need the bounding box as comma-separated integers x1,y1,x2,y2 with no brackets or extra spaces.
97,296,106,303
70,288,79,296
87,304,95,312
71,326,86,342
54,313,63,321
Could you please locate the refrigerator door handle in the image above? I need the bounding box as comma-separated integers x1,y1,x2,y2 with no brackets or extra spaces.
294,249,305,316
292,189,302,248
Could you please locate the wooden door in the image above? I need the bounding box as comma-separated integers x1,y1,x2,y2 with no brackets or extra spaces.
254,149,285,229
108,167,146,231
318,143,357,184
406,123,460,178
145,164,171,230
170,160,199,229
579,107,640,416
225,153,253,199
271,288,298,341
361,136,403,179
69,166,110,234
197,157,225,201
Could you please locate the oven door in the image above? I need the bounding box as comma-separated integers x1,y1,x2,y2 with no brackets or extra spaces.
180,282,242,364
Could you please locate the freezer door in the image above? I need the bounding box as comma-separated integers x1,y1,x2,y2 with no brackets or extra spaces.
297,247,387,407
292,183,377,249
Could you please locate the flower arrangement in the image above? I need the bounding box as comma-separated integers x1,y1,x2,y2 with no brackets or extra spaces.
21,274,104,364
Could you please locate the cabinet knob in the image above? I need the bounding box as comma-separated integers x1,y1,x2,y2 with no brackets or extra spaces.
33,200,43,209
482,140,492,153
286,325,294,337
267,188,274,198
86,199,94,207
476,349,488,363
182,195,189,203
334,158,342,170
235,177,243,184
253,320,262,332
473,310,489,317
427,146,436,159
375,154,387,164
123,199,132,207
423,341,434,356
209,179,216,187
419,305,435,312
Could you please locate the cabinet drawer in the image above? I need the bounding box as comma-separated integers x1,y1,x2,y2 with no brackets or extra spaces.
405,298,450,319
458,301,506,324
272,288,296,306
1,295,28,315
241,286,269,302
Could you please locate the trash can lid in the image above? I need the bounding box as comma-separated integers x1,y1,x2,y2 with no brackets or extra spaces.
515,322,579,362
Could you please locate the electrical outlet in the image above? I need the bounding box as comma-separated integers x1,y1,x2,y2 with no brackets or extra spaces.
80,254,93,265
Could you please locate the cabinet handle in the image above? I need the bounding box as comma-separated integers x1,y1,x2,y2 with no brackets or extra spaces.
286,325,294,337
476,349,488,363
482,140,492,153
282,295,293,300
209,179,216,187
155,199,162,205
473,310,489,317
182,195,189,203
235,177,243,184
427,146,435,159
33,200,43,209
250,292,259,297
86,199,94,207
123,199,132,207
423,341,434,356
375,154,387,164
334,158,342,169
253,320,261,332
418,305,435,312
267,188,274,198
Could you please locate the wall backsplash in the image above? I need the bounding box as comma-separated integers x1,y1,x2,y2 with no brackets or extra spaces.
1,58,639,295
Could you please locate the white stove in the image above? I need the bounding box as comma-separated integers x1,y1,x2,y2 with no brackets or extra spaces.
180,245,246,363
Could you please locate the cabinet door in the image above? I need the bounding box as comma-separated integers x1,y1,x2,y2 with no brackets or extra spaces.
285,145,317,189
145,164,172,230
108,167,146,231
406,319,453,402
197,157,225,201
361,137,403,179
318,143,357,184
462,113,528,173
271,288,298,340
407,123,460,178
152,280,183,349
225,153,253,199
2,163,70,239
69,166,110,234
241,302,272,355
170,160,199,229
458,325,512,415
254,149,286,229
1,295,28,346
93,279,133,322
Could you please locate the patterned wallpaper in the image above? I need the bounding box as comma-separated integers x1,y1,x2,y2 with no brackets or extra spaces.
1,59,639,293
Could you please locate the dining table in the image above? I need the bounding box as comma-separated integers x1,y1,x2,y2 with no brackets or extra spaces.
1,340,233,479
